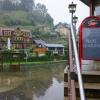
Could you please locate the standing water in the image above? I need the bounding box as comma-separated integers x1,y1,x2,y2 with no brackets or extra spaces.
0,63,66,100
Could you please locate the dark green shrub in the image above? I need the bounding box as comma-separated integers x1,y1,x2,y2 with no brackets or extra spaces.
63,50,69,60
45,50,52,57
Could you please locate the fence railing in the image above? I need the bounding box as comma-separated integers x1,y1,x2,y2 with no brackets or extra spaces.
68,23,85,100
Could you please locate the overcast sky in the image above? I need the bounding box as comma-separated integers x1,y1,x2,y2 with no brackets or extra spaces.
36,0,89,28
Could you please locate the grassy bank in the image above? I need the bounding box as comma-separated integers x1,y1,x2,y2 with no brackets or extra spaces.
2,60,68,65
1,60,68,72
21,60,68,65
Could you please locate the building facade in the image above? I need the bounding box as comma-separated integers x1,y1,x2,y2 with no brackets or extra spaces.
55,23,70,38
0,27,33,50
33,39,64,56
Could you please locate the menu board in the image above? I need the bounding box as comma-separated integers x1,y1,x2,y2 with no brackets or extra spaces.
83,28,100,59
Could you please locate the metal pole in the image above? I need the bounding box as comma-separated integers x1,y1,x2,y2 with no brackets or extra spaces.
70,23,85,100
72,12,73,25
74,23,76,40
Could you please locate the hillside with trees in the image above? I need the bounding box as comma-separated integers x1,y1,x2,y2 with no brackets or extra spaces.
0,0,68,45
0,0,53,27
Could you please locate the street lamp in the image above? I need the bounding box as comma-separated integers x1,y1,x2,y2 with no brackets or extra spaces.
73,15,78,34
68,2,77,24
68,2,77,100
68,2,86,100
73,15,78,27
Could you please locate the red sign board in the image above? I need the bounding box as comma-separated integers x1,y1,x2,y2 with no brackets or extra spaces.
79,16,100,61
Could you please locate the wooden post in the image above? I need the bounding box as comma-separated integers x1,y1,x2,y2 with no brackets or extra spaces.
90,0,95,16
0,52,3,71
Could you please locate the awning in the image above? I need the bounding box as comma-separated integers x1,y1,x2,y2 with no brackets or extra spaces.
80,0,100,6
80,0,89,6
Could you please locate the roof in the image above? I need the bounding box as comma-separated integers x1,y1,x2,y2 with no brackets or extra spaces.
80,0,89,6
0,27,32,36
33,39,47,45
33,39,64,48
80,0,100,6
46,44,64,48
55,22,69,29
0,27,31,32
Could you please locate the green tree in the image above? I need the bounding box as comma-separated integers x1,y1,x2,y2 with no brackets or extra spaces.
0,0,20,11
45,14,54,26
0,0,54,28
36,3,47,17
20,0,35,12
1,0,13,11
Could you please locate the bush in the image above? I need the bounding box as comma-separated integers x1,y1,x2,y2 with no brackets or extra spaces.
28,56,53,62
1,50,25,63
63,50,69,60
45,50,52,57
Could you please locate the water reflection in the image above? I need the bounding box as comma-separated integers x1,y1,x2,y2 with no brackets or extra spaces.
33,78,64,100
0,65,65,100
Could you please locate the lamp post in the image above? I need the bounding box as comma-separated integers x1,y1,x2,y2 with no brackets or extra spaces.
68,2,85,100
73,15,78,38
68,2,77,24
68,2,77,100
73,15,78,29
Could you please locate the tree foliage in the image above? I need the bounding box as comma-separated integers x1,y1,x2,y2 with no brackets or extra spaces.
36,3,47,17
0,0,35,12
19,0,35,12
0,0,53,27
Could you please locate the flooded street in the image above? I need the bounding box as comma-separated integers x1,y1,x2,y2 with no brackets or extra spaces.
0,64,66,100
